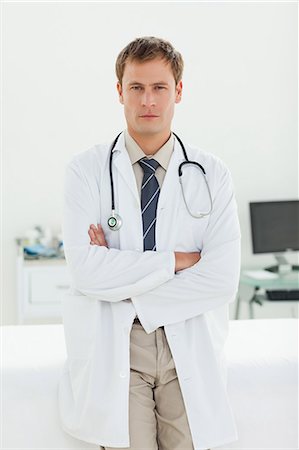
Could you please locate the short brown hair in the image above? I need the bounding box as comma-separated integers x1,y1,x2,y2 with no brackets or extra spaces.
115,36,184,86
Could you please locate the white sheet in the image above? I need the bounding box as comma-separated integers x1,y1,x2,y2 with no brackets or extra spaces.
220,318,298,449
2,318,298,449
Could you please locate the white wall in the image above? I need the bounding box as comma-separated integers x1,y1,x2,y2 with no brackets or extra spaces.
2,1,298,324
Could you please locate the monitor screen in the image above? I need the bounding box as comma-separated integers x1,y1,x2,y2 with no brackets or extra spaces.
250,200,299,254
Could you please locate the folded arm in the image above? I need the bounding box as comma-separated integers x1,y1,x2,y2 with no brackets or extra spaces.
88,224,201,273
63,158,198,302
88,161,241,332
129,165,241,333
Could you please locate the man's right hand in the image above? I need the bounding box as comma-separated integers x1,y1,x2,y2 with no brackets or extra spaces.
174,251,201,272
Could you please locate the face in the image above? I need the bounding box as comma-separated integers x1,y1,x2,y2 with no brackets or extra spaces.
116,57,182,138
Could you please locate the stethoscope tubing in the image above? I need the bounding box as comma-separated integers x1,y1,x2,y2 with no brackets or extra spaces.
108,131,213,229
109,131,123,212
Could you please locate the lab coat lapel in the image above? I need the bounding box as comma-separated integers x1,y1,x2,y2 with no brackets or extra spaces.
112,132,140,207
156,137,185,251
112,132,143,250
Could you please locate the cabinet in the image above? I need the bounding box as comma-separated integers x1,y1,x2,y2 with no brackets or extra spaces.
16,253,71,324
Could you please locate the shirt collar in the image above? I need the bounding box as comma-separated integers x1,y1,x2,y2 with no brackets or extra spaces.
124,128,174,170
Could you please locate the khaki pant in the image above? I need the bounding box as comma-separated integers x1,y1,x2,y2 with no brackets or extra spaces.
101,320,195,450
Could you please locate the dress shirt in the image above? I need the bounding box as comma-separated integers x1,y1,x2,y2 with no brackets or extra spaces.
124,128,174,194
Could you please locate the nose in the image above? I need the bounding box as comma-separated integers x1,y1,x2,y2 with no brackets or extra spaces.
141,89,156,107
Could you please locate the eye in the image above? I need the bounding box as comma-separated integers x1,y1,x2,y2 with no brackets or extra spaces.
155,86,166,90
131,86,142,90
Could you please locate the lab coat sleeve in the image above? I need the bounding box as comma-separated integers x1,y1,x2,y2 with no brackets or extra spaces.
62,159,175,302
131,163,241,333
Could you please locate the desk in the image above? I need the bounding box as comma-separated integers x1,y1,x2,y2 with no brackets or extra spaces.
235,269,299,319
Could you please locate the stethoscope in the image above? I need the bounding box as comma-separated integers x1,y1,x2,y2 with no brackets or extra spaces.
107,131,213,231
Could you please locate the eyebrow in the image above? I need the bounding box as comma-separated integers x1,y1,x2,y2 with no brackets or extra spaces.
127,81,169,86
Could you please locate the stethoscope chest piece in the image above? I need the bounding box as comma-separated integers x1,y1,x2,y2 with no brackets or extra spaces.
107,211,122,230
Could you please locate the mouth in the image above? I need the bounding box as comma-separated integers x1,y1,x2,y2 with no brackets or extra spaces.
139,115,159,118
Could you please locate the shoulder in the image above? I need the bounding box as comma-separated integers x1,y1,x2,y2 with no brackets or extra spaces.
65,142,111,174
185,142,231,178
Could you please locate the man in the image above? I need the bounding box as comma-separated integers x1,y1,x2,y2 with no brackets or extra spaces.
58,37,241,450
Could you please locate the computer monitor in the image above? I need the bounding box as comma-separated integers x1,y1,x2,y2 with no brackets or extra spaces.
249,200,299,272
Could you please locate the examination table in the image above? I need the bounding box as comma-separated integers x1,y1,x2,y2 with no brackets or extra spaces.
2,318,297,449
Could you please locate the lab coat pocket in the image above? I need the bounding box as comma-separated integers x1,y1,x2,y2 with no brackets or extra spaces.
175,206,209,251
62,292,97,359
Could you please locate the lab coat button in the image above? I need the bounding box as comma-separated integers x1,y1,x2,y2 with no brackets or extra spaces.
119,371,126,378
135,248,141,251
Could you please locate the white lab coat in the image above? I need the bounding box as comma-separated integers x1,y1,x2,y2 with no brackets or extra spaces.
58,131,241,450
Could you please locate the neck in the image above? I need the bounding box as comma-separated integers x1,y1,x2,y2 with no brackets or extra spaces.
127,127,171,155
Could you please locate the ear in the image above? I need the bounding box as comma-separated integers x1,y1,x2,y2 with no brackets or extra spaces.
117,81,124,104
175,80,183,104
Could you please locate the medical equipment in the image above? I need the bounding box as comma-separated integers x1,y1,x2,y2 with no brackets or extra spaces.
107,131,213,231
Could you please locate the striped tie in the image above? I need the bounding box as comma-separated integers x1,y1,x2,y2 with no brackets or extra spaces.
138,157,160,251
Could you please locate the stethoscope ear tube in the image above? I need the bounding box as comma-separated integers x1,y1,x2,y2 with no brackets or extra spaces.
109,132,123,211
172,132,188,161
178,160,206,176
